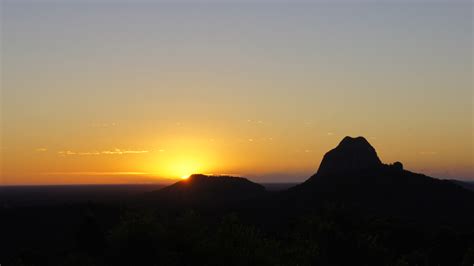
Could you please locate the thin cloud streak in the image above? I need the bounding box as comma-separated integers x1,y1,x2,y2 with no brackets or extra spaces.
42,172,150,176
101,149,149,155
57,149,149,156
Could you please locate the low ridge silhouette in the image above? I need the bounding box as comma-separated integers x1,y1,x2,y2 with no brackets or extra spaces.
142,174,265,207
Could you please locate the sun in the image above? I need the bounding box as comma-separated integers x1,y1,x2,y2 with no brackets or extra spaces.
181,174,191,180
148,153,210,180
168,158,201,180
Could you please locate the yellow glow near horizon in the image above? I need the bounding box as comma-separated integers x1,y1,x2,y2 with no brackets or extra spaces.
165,157,202,180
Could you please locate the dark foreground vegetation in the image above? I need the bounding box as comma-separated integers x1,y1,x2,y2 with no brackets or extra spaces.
1,203,473,266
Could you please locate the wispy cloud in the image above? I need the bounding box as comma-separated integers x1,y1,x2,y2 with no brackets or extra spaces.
42,171,149,176
58,149,149,156
101,149,149,155
58,151,77,155
78,152,101,156
246,119,265,125
36,148,48,152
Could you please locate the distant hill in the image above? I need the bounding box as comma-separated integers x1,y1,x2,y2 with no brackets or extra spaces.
142,174,265,207
279,136,474,225
450,180,474,192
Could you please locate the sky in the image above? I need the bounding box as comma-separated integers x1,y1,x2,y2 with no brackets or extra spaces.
1,0,472,185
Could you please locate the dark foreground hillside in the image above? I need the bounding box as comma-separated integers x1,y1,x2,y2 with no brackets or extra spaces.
1,137,473,266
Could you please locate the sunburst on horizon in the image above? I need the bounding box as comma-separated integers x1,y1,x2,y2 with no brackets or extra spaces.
181,174,191,180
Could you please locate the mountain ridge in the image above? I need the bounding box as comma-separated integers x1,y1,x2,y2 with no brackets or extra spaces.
141,174,265,207
281,136,474,225
141,136,474,225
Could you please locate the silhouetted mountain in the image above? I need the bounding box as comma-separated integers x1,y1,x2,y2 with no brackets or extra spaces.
142,174,265,207
315,136,382,177
281,136,474,225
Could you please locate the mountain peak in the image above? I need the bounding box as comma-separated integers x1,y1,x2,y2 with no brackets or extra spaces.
315,136,382,177
339,136,372,147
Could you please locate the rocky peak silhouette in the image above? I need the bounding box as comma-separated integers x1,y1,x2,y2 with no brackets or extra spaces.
287,136,474,225
315,136,383,177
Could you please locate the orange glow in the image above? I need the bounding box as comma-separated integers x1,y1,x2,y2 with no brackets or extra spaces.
158,155,204,180
171,160,199,180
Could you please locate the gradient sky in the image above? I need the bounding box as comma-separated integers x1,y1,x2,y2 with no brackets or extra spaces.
1,0,472,185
